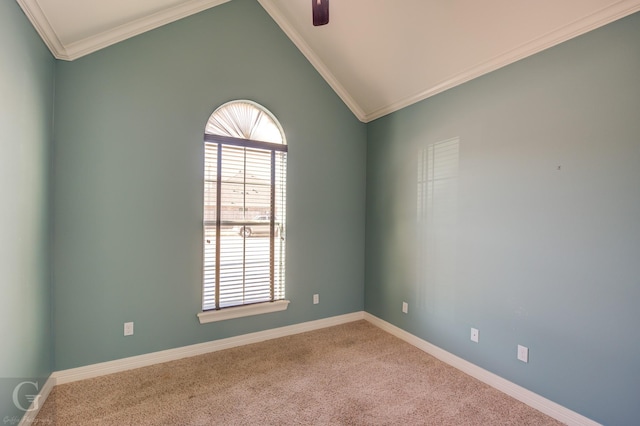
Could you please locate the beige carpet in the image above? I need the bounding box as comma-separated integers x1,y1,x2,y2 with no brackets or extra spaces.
36,321,563,425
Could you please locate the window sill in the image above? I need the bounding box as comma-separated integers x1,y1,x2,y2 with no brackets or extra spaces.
197,300,290,324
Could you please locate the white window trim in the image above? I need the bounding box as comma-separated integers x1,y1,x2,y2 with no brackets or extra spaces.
197,299,290,324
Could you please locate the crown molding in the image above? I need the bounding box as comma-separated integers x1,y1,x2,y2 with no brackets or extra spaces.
362,0,640,122
16,0,68,59
17,0,232,61
257,0,368,123
18,0,640,120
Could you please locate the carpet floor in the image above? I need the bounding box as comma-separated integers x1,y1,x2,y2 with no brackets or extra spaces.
35,320,564,425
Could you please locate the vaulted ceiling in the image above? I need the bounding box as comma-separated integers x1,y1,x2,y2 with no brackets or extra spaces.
17,0,640,122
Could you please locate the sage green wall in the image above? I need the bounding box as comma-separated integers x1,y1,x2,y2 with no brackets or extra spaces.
52,0,366,370
0,0,54,420
365,12,640,425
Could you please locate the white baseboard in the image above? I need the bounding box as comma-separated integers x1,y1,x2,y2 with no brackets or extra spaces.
363,313,600,426
18,376,55,426
31,311,597,426
53,311,365,385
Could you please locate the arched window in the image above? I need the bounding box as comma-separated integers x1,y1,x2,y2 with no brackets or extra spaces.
200,101,288,321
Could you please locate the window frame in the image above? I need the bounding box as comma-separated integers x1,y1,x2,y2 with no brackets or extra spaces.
198,102,288,324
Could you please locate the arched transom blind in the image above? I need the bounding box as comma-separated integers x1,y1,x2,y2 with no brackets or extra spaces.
205,101,283,144
203,101,287,311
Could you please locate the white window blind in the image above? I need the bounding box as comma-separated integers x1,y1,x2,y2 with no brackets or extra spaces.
203,101,287,311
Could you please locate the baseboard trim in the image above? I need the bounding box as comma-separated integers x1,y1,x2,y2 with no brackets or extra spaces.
53,311,365,385
18,375,55,426
36,311,597,425
363,313,600,426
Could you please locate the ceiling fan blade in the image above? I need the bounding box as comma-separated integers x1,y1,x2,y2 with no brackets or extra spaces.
312,0,329,26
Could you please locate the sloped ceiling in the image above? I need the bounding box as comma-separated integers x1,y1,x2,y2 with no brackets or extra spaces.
17,0,640,122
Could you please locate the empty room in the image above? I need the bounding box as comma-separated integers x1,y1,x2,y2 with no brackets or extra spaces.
2,0,639,424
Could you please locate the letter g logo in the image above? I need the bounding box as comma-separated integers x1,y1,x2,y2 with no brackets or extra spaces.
12,381,39,412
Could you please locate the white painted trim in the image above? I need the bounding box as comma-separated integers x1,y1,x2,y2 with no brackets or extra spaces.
18,375,56,426
257,0,368,122
363,313,601,426
16,0,68,59
63,0,231,60
362,0,640,122
197,299,290,323
17,0,231,61
53,311,365,385
16,0,640,119
18,0,640,120
20,312,599,425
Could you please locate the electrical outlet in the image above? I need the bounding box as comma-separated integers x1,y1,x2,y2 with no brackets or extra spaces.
517,345,529,363
402,302,408,314
124,322,134,336
470,328,479,343
313,294,319,304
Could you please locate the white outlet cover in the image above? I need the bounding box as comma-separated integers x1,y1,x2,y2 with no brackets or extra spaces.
402,302,408,314
517,345,529,363
470,328,479,343
124,322,134,336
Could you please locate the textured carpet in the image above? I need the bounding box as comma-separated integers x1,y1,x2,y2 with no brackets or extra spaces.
36,321,563,425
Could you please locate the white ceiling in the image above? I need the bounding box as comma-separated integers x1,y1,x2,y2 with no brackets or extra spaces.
17,0,640,122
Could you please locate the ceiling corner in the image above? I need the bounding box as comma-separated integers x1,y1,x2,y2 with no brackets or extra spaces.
17,0,640,121
260,0,640,123
257,0,368,123
18,0,233,61
17,0,69,60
